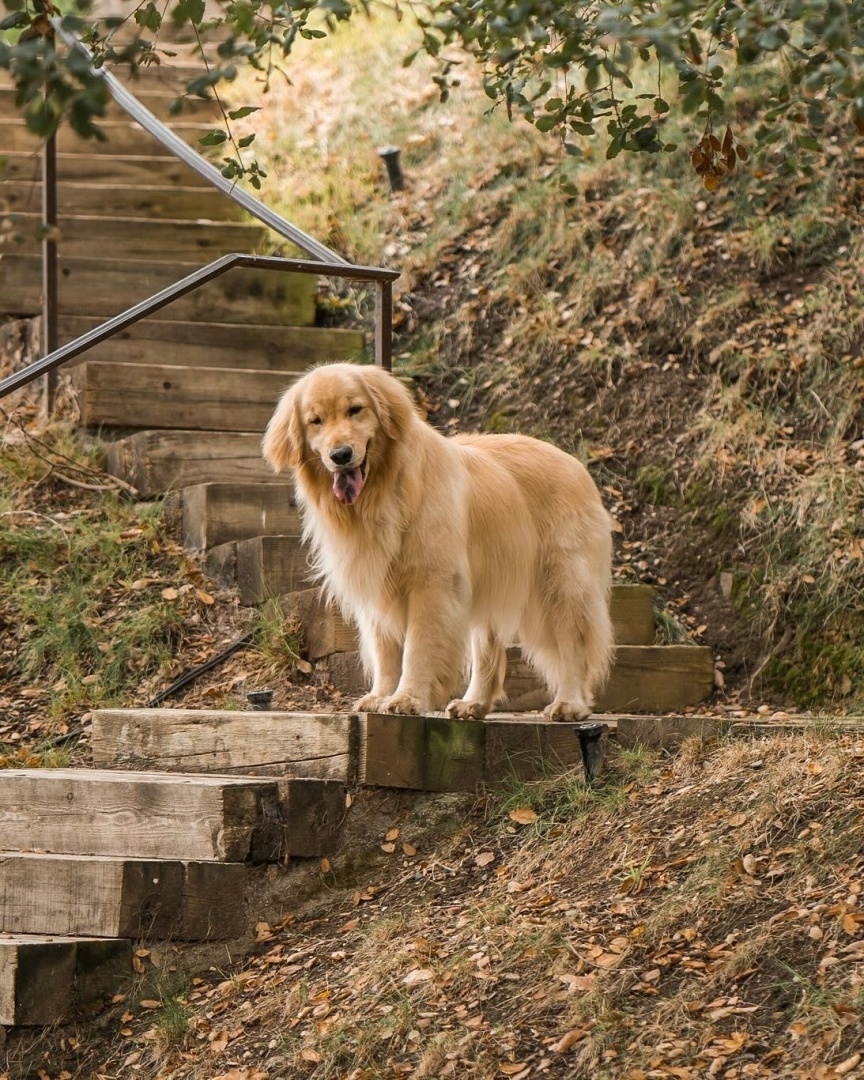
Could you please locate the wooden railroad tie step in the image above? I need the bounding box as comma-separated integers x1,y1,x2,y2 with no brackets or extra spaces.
315,645,714,715
0,769,343,862
0,256,317,323
3,213,267,260
105,431,283,496
0,178,248,220
73,362,296,433
0,85,224,124
504,644,715,714
65,319,364,372
208,534,312,604
0,117,218,155
284,583,657,657
183,482,298,550
0,853,245,941
91,709,628,790
0,150,236,185
0,935,131,1026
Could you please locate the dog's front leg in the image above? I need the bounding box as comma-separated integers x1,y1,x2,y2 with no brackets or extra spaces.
354,617,403,713
379,580,468,715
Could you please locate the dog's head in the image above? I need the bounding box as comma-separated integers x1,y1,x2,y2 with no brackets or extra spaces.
262,362,416,506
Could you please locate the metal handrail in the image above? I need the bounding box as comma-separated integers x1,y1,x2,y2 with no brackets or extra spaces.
0,255,400,399
55,22,347,266
1,24,398,400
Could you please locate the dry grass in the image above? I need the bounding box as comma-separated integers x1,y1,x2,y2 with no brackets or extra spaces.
88,731,863,1079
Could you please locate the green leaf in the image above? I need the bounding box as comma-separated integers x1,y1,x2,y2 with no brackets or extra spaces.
654,97,669,114
238,133,256,147
569,120,594,136
199,129,228,146
535,114,560,132
228,105,260,120
133,3,162,32
796,135,821,152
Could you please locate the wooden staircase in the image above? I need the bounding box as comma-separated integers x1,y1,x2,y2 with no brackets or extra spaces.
0,60,717,1035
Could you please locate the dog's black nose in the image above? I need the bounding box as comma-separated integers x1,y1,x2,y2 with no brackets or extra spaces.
330,445,354,467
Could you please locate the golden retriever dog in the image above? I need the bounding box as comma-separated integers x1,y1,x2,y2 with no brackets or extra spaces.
262,362,613,721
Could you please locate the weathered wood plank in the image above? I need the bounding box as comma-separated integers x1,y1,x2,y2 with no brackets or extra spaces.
90,709,358,782
183,482,299,549
0,935,131,1026
482,717,584,780
611,583,654,646
0,768,291,862
323,644,713,714
234,535,312,604
0,255,318,324
61,317,365,370
104,430,282,495
358,713,586,790
613,714,727,749
3,213,266,260
0,853,245,940
283,588,358,660
287,584,656,663
0,86,223,122
360,713,486,791
73,362,294,432
3,151,219,184
0,117,215,155
1,179,245,219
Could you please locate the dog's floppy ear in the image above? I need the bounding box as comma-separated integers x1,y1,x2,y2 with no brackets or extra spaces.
364,365,417,440
262,383,304,472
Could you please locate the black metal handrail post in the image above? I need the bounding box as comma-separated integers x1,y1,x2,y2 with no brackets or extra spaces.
0,254,400,400
41,117,59,413
4,23,400,404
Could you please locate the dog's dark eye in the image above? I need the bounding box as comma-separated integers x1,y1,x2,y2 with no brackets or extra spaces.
309,416,322,426
348,405,363,417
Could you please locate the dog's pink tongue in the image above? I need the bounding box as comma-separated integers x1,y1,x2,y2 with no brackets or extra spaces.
333,467,364,506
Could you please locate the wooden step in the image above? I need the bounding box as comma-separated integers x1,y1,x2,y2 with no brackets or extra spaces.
183,482,299,549
73,362,294,431
0,935,130,1026
62,318,364,371
505,644,715,714
0,769,342,861
0,151,230,187
0,117,216,155
104,430,281,494
0,85,223,122
3,213,267,259
284,583,656,658
0,255,317,323
90,710,586,789
93,710,358,779
2,179,249,219
0,853,244,940
207,534,312,603
316,644,714,714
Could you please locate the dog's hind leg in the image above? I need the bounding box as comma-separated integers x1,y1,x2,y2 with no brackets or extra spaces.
354,616,403,713
521,583,613,722
446,629,507,721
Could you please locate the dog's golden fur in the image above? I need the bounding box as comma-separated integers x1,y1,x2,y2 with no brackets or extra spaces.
263,362,613,720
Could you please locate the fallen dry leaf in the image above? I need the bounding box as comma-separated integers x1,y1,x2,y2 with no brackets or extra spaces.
403,968,433,986
551,1029,587,1053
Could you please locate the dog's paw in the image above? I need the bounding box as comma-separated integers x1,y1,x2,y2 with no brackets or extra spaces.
446,699,489,721
544,699,592,723
379,692,423,716
354,693,390,713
